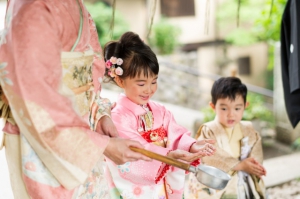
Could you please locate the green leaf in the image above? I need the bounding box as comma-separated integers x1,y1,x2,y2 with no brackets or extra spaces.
85,2,129,47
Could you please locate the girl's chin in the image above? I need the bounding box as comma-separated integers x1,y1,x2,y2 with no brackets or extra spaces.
137,100,149,105
140,97,149,101
139,97,150,103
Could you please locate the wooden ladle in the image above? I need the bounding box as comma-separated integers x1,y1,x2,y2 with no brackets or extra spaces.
130,147,231,190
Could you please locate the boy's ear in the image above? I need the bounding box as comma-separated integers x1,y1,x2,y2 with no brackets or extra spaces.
245,101,249,108
114,76,124,88
209,102,215,110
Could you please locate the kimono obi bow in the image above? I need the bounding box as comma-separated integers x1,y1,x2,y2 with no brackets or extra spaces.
140,126,167,146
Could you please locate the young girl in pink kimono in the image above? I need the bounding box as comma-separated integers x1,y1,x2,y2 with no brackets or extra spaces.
102,31,216,199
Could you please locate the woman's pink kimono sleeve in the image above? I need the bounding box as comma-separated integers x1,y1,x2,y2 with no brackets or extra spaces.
0,2,109,189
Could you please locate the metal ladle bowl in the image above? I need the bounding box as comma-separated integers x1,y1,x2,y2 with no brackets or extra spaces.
194,164,231,190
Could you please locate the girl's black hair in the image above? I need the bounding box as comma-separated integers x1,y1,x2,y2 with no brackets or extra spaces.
211,77,247,105
103,31,159,84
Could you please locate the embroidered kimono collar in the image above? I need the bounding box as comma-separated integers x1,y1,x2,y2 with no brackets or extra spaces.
117,93,150,115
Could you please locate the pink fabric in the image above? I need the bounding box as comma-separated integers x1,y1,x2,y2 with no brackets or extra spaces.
2,122,19,135
0,0,110,198
23,175,75,199
105,94,198,198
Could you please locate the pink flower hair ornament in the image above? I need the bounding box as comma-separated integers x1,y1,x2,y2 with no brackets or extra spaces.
106,56,123,77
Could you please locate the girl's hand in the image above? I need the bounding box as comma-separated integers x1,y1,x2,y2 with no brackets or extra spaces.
167,149,203,163
189,139,216,157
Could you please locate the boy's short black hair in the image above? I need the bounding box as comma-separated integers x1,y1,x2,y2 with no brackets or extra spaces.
211,77,247,105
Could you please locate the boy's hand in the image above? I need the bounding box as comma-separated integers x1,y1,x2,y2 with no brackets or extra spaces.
189,139,216,157
234,157,267,178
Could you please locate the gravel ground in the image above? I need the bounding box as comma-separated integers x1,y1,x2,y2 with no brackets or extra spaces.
267,179,300,199
263,141,300,199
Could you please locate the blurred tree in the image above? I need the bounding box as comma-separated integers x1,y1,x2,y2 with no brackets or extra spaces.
253,0,286,89
85,1,129,47
218,0,286,45
217,0,287,89
149,18,181,55
292,137,300,151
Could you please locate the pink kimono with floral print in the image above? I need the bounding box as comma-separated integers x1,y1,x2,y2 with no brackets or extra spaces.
0,0,112,198
105,94,199,199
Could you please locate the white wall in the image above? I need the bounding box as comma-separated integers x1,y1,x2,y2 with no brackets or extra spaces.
0,2,6,30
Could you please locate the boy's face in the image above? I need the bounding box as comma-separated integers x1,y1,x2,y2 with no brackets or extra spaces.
119,74,158,105
210,95,248,128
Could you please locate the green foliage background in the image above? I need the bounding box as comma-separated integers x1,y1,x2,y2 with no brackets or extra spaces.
217,0,287,89
201,92,274,126
149,18,181,55
218,0,287,46
85,2,129,47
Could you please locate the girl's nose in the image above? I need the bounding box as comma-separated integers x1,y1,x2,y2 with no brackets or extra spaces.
145,86,151,94
145,85,153,94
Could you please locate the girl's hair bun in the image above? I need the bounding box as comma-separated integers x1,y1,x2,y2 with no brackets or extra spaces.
119,31,144,49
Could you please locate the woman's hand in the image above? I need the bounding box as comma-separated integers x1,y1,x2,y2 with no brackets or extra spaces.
97,116,119,137
104,138,152,165
189,139,216,157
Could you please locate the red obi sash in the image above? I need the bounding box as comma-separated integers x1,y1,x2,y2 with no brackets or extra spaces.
140,126,167,143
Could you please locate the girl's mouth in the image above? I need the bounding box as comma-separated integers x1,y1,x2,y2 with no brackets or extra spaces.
140,95,149,101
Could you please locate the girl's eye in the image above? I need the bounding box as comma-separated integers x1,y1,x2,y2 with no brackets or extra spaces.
236,108,241,111
152,81,157,84
221,108,226,111
137,84,144,86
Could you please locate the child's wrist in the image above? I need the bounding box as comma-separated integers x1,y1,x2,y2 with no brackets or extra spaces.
166,150,174,158
189,141,196,153
233,161,243,171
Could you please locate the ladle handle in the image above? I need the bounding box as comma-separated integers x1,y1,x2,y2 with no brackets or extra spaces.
130,146,191,171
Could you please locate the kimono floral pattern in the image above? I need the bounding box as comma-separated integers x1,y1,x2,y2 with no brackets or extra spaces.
72,64,92,99
0,62,13,86
61,54,94,116
106,94,199,199
0,1,111,198
0,1,13,45
118,162,131,174
76,159,109,199
21,135,61,187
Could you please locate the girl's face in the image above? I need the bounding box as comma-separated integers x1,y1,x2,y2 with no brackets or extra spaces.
210,95,248,128
120,74,158,105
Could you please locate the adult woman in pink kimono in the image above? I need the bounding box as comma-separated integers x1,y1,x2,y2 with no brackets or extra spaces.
102,31,216,199
0,1,150,198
